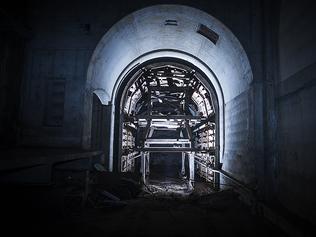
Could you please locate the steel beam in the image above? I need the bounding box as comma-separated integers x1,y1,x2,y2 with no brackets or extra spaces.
188,152,195,189
192,113,216,131
136,115,204,120
145,138,190,144
181,145,186,176
148,86,190,92
140,152,146,184
136,147,201,152
145,152,150,175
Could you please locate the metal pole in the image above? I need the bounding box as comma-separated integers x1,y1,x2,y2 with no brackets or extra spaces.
181,145,186,176
141,152,146,184
189,152,195,189
146,152,150,175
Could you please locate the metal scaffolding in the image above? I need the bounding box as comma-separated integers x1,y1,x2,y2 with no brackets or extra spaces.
120,63,218,189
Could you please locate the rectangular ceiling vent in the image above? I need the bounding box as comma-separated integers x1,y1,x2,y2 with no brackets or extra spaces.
197,24,219,45
165,19,178,26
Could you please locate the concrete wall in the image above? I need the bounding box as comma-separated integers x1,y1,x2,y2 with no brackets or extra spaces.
0,4,28,148
4,0,316,228
0,32,25,148
276,0,316,224
19,1,264,190
223,89,257,187
19,0,260,151
86,4,257,176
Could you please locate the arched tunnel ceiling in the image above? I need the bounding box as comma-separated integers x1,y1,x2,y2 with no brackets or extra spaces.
87,5,253,104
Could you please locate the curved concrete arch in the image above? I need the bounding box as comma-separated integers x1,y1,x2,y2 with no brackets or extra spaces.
87,5,252,103
108,51,225,171
84,5,253,171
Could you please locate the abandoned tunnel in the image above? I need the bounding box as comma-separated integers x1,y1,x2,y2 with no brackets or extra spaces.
0,1,316,236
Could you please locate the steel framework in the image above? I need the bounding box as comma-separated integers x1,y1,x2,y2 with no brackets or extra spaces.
120,63,218,189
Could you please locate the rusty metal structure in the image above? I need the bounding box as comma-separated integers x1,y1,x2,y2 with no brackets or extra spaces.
118,62,219,189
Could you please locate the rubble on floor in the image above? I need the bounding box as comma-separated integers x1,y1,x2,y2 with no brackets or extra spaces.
0,173,287,237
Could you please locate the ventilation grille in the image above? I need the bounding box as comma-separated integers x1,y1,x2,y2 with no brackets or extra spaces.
165,19,178,26
197,24,219,45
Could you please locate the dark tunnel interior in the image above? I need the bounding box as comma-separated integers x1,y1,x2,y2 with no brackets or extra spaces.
0,0,316,236
116,61,218,191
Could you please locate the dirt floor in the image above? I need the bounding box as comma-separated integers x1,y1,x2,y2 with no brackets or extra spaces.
0,178,287,237
64,191,286,237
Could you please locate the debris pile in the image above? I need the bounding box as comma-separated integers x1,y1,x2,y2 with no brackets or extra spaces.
87,172,141,208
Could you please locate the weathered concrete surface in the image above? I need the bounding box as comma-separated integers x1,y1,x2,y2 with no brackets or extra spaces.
0,32,25,148
13,0,316,230
277,0,316,225
85,4,255,188
223,89,256,187
19,0,257,153
18,1,261,175
16,1,265,212
87,5,252,104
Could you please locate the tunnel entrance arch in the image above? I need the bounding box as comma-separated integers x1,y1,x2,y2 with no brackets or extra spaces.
114,57,220,188
84,4,253,189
